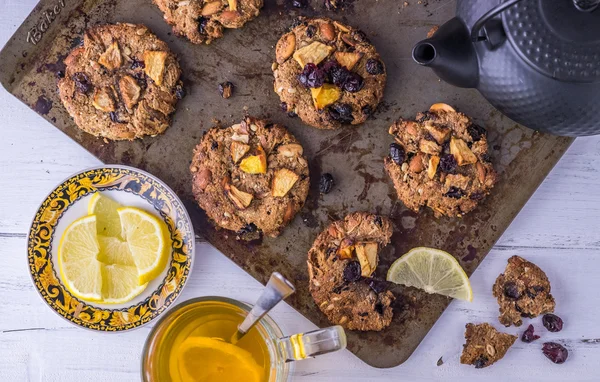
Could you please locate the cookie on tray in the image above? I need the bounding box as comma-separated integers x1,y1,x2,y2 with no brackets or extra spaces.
273,18,386,129
384,103,497,218
153,0,263,45
58,23,182,141
190,117,309,238
307,212,394,331
460,323,517,368
492,255,556,327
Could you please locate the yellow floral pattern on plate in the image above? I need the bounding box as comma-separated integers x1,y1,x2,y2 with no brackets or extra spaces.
27,167,194,331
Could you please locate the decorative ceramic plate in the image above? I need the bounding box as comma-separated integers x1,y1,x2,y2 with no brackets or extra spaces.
27,165,195,331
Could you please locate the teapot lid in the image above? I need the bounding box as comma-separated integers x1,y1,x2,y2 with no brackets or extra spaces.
503,0,600,82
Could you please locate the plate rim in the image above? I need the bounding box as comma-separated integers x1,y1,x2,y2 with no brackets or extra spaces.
26,164,196,332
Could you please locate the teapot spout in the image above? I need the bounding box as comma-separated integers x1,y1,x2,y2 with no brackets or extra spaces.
412,17,479,88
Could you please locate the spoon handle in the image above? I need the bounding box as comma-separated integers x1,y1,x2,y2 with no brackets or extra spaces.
233,272,295,343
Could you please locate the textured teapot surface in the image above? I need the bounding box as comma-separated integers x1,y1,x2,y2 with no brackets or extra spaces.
418,0,600,136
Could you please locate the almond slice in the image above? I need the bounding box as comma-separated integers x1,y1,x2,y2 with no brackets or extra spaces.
276,32,296,64
277,143,304,157
409,152,426,173
92,87,116,112
201,1,222,15
143,50,168,86
230,141,250,163
293,41,334,68
333,21,350,33
429,103,456,112
118,75,141,109
334,51,363,70
450,137,477,166
272,168,299,197
320,22,336,41
227,185,253,209
98,41,122,70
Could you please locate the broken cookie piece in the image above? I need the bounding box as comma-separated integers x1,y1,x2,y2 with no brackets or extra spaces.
492,255,556,327
460,323,516,368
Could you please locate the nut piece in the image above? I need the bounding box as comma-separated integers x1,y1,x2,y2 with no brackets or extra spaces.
98,41,122,70
338,238,355,259
419,139,441,155
143,50,168,85
118,75,141,109
227,184,254,209
228,0,238,11
272,168,300,197
277,143,304,157
230,141,250,163
409,152,426,173
334,51,363,70
195,168,212,190
333,21,350,33
486,344,496,357
276,33,296,64
428,155,440,179
202,1,223,15
424,122,451,144
231,132,250,144
476,162,486,184
310,84,341,110
355,242,378,277
429,103,456,112
239,146,267,174
92,87,116,112
293,41,334,68
320,22,336,41
450,137,478,166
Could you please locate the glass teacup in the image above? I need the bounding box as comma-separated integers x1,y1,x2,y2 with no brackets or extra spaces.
141,296,346,381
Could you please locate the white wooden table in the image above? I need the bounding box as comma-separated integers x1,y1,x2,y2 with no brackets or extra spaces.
2,2,600,381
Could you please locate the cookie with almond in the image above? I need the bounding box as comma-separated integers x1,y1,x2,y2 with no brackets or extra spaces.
307,212,394,331
273,18,386,129
460,323,517,368
384,104,497,217
190,117,310,238
58,23,182,140
153,0,263,45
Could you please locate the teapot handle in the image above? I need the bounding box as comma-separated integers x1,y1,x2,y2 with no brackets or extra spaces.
470,0,523,42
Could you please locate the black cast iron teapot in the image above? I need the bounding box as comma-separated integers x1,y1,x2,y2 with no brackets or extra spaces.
412,0,600,136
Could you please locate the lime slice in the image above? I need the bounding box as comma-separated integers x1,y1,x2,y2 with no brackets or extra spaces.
88,192,123,238
100,264,147,304
58,215,103,301
118,207,170,285
387,247,473,301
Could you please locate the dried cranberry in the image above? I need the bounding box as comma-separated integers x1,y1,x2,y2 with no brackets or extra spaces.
389,143,405,165
470,192,485,200
306,25,316,38
473,356,488,369
319,173,335,194
374,215,383,227
218,81,234,99
343,261,362,282
56,70,65,79
130,59,145,70
467,124,486,142
342,72,364,93
280,101,289,113
438,154,457,174
365,58,384,75
298,63,325,88
133,71,147,89
324,61,350,87
211,141,218,150
237,223,258,235
542,314,563,332
542,342,568,364
374,302,384,315
198,17,209,34
174,84,185,100
367,278,387,294
521,324,540,343
292,0,307,7
444,186,464,199
328,103,354,124
109,111,123,123
503,281,520,299
72,72,92,94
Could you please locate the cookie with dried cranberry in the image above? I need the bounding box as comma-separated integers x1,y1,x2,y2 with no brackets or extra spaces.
492,255,556,327
190,117,309,238
58,23,182,140
153,0,263,45
273,18,386,129
384,103,497,218
307,212,394,331
460,323,517,368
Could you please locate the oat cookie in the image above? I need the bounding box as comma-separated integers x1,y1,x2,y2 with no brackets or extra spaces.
384,103,497,217
460,323,517,368
493,255,555,327
153,0,263,45
58,24,182,141
190,117,309,238
307,212,394,331
273,18,386,129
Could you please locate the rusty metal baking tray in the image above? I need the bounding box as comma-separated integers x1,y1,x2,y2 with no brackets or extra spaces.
0,0,573,368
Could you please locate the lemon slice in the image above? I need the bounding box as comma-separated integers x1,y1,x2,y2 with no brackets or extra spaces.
100,264,147,304
175,337,263,382
387,247,473,301
97,235,135,266
118,207,170,285
88,192,123,238
58,215,103,301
